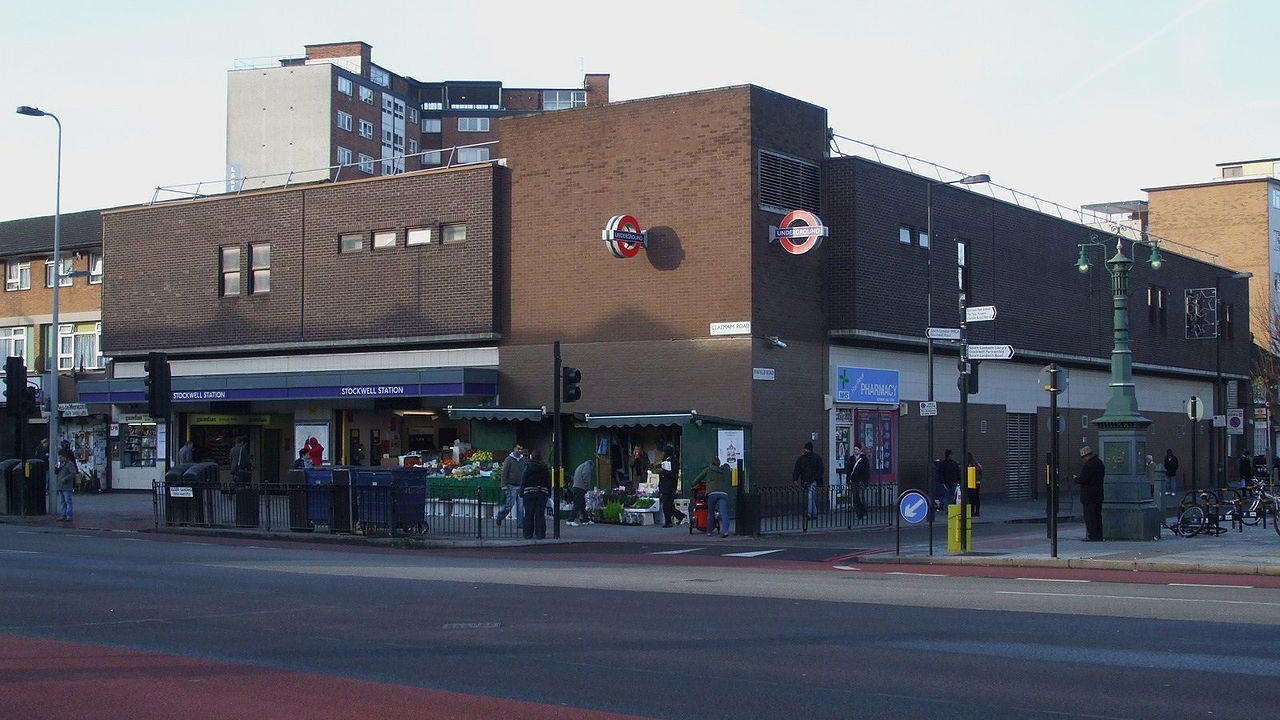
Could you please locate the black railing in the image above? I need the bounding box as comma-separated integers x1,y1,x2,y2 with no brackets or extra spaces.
752,483,895,534
153,481,522,539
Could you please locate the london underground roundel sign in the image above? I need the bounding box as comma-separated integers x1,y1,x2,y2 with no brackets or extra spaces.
603,215,648,258
771,210,828,255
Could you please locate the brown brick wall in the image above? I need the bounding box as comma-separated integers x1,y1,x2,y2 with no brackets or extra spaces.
102,165,499,355
0,252,102,318
585,74,609,106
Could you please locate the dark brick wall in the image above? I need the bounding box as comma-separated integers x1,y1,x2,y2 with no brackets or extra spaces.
102,165,499,355
824,157,1252,377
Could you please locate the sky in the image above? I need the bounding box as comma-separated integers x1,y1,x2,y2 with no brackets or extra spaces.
1,0,1276,221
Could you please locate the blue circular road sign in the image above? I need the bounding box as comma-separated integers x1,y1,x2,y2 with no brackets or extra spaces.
899,490,930,525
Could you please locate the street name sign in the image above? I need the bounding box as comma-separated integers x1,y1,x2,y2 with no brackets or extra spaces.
918,401,938,417
926,327,961,341
966,305,997,322
966,344,1014,360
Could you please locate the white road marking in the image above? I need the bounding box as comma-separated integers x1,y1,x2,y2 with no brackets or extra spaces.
722,549,785,558
0,549,39,554
68,534,93,538
182,541,214,546
995,591,1280,606
833,565,860,571
887,571,946,577
1168,583,1254,589
650,548,705,555
1015,577,1091,583
16,531,37,535
246,545,281,550
119,538,146,542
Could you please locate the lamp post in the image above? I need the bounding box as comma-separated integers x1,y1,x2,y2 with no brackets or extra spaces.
1075,233,1163,540
16,105,61,513
925,173,988,545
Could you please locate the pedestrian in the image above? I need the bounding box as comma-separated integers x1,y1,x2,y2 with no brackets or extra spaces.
55,448,75,522
658,444,685,527
1074,445,1105,541
291,447,309,470
177,440,195,465
1238,449,1252,490
844,443,869,520
939,450,962,505
629,445,650,492
230,435,253,485
568,458,595,526
495,443,526,527
305,436,325,467
793,441,823,519
519,449,552,540
693,456,731,537
1162,449,1179,496
966,452,983,517
36,438,49,464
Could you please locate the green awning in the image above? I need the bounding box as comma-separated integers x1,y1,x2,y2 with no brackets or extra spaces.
584,411,749,428
448,406,546,422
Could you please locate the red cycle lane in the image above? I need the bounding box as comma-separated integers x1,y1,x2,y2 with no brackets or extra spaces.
0,634,659,720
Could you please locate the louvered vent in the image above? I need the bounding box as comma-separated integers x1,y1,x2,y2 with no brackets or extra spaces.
759,149,820,214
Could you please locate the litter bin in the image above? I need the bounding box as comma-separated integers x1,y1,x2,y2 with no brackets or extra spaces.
330,468,352,532
0,459,20,514
7,459,48,516
736,492,761,536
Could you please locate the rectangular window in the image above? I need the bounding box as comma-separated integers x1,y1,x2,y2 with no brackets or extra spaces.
1225,303,1235,340
358,119,374,139
249,243,270,294
372,230,397,249
1273,190,1280,209
337,110,352,131
336,146,353,166
6,261,31,291
899,226,912,244
408,108,418,124
0,327,27,361
1147,285,1157,323
421,118,441,133
59,323,103,371
89,252,103,284
457,117,490,132
44,256,73,288
421,151,442,166
1157,286,1167,333
1222,166,1243,178
407,139,418,154
442,224,467,244
340,233,364,253
918,230,929,248
359,86,374,104
358,154,375,174
370,65,390,87
382,95,394,112
457,147,490,163
542,90,587,110
219,246,240,297
382,128,393,143
406,227,432,246
337,76,353,95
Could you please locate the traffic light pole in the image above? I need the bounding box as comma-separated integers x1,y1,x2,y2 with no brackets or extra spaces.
552,341,562,540
958,241,970,553
1048,363,1061,558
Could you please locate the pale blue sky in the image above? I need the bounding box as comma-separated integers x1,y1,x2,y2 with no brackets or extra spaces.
2,0,1275,221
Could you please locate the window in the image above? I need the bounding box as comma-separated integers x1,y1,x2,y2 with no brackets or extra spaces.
340,233,365,253
758,149,820,214
457,147,490,163
337,76,353,95
457,117,490,132
359,86,374,104
382,96,394,113
421,118,441,133
358,119,374,139
337,110,352,131
6,261,31,291
337,146,353,166
358,154,374,174
421,151,442,166
406,227,432,246
219,246,240,297
407,139,418,154
918,230,929,248
44,256,73,287
542,89,586,110
370,65,390,87
408,108,418,124
1225,303,1235,340
1273,190,1280,209
372,230,397,249
0,327,27,361
898,226,912,244
442,224,467,244
58,323,103,371
249,243,270,294
422,101,443,111
382,128,393,143
1147,285,1167,329
89,252,103,284
1222,166,1243,178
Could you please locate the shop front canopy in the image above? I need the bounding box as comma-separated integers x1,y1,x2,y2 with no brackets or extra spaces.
583,411,750,429
447,406,546,422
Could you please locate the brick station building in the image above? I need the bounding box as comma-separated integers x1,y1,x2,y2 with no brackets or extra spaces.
92,85,1251,498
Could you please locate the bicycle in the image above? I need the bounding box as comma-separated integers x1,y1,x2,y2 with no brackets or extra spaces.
1237,482,1280,536
1168,490,1235,537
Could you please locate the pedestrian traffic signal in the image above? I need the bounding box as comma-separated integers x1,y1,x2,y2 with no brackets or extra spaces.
144,351,172,419
561,366,582,403
19,386,40,419
956,359,980,395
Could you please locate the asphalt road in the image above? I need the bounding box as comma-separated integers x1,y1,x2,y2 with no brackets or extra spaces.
2,524,1279,720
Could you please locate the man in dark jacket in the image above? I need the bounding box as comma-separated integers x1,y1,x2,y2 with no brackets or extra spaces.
844,443,869,520
938,450,961,505
495,443,526,527
658,444,685,527
1238,449,1253,490
793,441,823,519
1162,449,1179,496
519,450,552,540
1074,445,1105,541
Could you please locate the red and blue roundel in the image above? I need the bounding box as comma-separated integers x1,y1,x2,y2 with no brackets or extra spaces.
602,215,648,258
772,210,828,255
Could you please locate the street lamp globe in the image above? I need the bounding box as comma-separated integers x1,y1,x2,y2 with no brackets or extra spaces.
1076,247,1090,273
1148,245,1163,270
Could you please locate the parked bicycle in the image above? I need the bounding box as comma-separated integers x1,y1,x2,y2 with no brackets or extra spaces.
1168,489,1236,537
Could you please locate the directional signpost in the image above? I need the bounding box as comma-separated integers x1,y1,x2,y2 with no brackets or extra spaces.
966,344,1015,361
965,305,997,322
926,327,961,341
896,489,931,555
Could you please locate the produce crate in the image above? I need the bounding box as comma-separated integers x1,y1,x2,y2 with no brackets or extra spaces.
425,475,504,504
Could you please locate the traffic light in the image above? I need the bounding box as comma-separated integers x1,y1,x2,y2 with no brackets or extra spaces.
956,358,980,395
5,356,26,415
561,366,582,403
19,387,39,419
144,351,171,419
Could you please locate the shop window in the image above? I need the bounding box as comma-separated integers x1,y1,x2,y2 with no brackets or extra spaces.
45,256,73,288
249,243,270,294
442,224,467,244
120,422,158,467
219,246,240,297
5,261,31,291
372,230,397,249
58,323,103,371
406,227,432,246
0,326,27,362
340,233,365,253
89,252,103,284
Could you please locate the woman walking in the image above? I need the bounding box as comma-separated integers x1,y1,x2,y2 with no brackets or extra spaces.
519,450,552,540
55,448,76,522
658,444,685,527
629,445,650,493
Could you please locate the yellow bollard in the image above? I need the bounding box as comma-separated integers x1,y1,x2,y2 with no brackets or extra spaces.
731,467,739,487
947,503,973,553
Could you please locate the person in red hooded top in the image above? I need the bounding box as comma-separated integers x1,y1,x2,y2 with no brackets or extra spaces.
305,436,325,467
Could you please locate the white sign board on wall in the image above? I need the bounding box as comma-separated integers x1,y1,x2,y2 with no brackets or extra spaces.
295,423,331,463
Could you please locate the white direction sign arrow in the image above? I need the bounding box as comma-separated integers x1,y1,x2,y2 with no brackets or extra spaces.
967,344,1015,360
966,305,997,322
926,327,961,341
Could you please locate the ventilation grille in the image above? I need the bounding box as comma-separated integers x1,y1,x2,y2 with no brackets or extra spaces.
759,149,820,214
1006,414,1034,500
